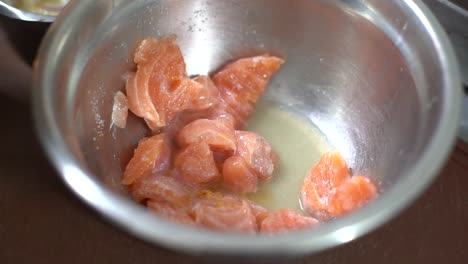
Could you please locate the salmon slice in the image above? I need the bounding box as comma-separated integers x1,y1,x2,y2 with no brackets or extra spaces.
126,37,172,128
260,208,319,234
176,118,236,154
147,200,195,225
131,174,191,205
212,55,284,128
222,155,258,193
121,134,170,185
300,150,350,219
235,131,276,180
191,193,257,233
206,109,237,129
166,77,217,113
216,91,254,129
161,104,235,141
174,141,221,184
329,176,377,216
161,110,212,141
127,36,219,129
191,75,221,110
212,150,230,171
246,200,270,227
132,36,184,128
111,91,129,129
126,71,158,123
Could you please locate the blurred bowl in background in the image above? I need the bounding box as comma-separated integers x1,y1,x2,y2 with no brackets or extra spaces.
0,0,69,64
0,0,68,19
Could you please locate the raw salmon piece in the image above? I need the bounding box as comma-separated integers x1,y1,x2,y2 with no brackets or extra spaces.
126,71,160,127
212,55,284,127
208,110,237,129
111,91,129,129
300,150,350,219
167,78,215,113
127,37,182,128
174,141,221,184
260,208,319,234
246,200,270,226
128,36,218,129
135,36,186,91
162,99,236,139
329,176,377,216
131,174,191,205
143,38,220,124
191,75,221,110
134,36,185,128
217,90,254,129
222,155,258,193
121,134,170,185
191,194,257,233
176,118,236,154
212,150,231,171
213,55,284,103
235,131,276,180
162,110,211,142
147,200,195,225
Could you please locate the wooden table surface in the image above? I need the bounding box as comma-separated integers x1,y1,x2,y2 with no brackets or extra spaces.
0,96,467,264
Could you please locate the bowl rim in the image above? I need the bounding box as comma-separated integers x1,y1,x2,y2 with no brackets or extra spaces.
32,0,462,256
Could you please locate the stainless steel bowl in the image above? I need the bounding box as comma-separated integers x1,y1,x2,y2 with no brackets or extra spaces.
33,0,462,256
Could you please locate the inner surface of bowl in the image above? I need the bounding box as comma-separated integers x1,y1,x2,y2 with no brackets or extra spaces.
34,0,460,255
77,0,421,191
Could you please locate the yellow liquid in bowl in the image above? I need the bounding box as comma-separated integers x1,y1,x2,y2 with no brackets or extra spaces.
245,103,331,212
